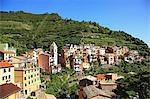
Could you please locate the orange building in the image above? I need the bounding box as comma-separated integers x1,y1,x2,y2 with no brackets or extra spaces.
96,74,106,80
11,56,41,98
38,53,52,72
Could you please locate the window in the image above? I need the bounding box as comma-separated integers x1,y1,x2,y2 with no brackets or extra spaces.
9,55,11,58
31,92,36,96
28,70,30,73
8,75,11,79
31,75,33,78
3,69,6,73
25,83,27,86
6,76,7,79
25,71,26,74
32,80,33,83
8,68,11,72
25,90,27,95
2,76,5,80
28,81,30,85
24,77,26,80
28,76,30,79
21,90,23,94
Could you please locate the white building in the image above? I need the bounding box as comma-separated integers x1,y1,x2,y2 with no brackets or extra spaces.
0,43,16,61
99,48,105,56
50,42,58,65
73,56,82,72
0,60,14,85
0,50,16,60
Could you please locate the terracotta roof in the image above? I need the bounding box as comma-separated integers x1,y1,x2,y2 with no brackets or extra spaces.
83,85,111,98
0,83,21,98
0,50,16,54
96,74,106,80
0,60,13,68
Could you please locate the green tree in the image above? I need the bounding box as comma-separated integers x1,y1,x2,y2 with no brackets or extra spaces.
114,70,150,99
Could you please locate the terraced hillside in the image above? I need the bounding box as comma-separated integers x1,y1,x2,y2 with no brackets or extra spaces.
0,11,149,55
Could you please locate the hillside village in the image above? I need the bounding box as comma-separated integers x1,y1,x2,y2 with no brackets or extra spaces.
0,42,149,99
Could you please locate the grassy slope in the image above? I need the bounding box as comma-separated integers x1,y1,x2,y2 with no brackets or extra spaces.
0,11,149,55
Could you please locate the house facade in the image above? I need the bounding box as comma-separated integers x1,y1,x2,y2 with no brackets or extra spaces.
0,60,14,85
38,53,52,72
61,44,130,71
0,50,16,60
38,42,61,73
0,43,16,61
11,56,41,98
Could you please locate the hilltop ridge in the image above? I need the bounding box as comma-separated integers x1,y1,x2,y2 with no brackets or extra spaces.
0,11,149,55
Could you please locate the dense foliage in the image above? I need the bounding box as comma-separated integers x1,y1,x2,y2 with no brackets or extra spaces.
45,69,78,98
0,11,149,55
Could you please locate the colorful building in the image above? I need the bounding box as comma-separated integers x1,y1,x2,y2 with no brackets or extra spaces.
38,42,61,73
38,53,52,72
0,50,16,60
0,43,16,60
0,60,14,85
61,44,127,71
11,56,41,98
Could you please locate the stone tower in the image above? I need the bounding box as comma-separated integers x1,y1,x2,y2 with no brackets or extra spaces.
50,42,58,65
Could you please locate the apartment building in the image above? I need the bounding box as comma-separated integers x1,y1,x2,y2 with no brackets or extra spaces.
38,52,53,72
61,44,128,71
73,55,82,72
0,60,21,99
38,42,61,73
11,56,41,98
0,50,16,60
0,43,16,61
0,60,14,85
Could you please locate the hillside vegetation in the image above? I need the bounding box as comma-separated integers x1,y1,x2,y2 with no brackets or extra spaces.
0,11,149,55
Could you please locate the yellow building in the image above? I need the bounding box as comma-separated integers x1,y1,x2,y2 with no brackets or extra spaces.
11,56,41,98
0,60,14,85
0,83,21,99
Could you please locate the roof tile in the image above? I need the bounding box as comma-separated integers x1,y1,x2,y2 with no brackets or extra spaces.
0,60,13,68
0,83,21,98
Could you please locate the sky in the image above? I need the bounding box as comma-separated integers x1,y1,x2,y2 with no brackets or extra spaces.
0,0,150,46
